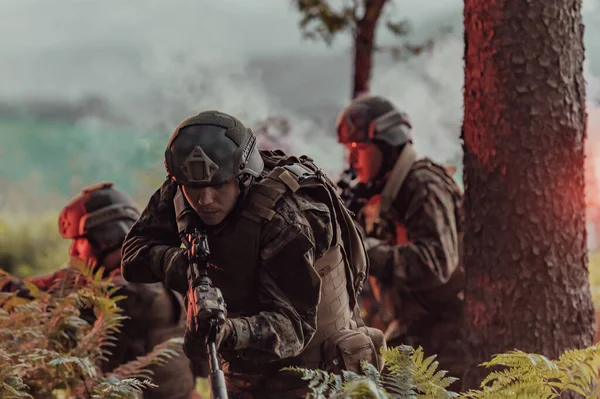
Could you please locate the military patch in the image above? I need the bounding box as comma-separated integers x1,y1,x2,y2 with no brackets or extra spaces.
180,146,219,184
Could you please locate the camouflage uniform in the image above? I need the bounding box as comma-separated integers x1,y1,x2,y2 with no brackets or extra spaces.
336,96,464,384
121,111,385,399
38,182,197,399
359,161,464,378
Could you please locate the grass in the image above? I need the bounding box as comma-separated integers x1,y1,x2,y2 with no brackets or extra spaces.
0,213,69,277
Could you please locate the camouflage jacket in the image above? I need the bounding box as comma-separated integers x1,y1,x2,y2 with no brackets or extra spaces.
357,158,464,341
121,178,334,366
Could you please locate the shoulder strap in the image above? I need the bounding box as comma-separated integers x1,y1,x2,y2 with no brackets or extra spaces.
380,143,418,217
241,166,305,224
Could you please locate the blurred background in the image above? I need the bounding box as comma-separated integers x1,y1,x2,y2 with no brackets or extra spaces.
0,0,599,284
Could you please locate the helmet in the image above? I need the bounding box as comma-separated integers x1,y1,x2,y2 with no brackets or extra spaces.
164,110,264,187
336,95,412,147
58,182,140,246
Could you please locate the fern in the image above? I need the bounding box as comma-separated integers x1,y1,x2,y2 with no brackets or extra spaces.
383,346,459,399
462,345,600,399
109,337,185,381
291,343,600,398
0,350,32,399
285,358,392,398
286,345,457,399
330,379,389,399
91,378,157,399
0,262,184,399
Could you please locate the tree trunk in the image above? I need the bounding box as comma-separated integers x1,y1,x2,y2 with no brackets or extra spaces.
461,0,595,391
352,0,388,99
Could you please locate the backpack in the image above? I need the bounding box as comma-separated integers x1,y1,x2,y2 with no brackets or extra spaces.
252,149,370,308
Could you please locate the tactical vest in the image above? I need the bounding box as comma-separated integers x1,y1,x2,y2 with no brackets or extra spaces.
173,150,377,371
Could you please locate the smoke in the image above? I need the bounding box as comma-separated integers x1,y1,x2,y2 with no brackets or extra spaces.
371,34,464,166
587,67,600,188
0,0,599,210
0,0,345,210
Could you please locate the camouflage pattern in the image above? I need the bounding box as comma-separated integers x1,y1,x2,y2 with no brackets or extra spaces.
357,158,465,383
122,180,336,398
22,266,197,399
121,178,339,398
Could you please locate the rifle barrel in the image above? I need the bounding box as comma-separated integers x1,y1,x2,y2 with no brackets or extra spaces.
208,341,228,399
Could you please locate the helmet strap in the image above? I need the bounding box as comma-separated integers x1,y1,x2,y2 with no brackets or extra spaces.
373,141,403,183
86,236,124,274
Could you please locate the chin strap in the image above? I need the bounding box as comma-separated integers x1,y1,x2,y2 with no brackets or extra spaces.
379,143,418,217
90,241,124,275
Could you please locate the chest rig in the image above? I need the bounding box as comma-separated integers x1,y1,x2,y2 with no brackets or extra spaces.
173,152,370,367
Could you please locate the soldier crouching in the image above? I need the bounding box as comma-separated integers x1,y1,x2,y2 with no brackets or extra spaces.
121,110,386,398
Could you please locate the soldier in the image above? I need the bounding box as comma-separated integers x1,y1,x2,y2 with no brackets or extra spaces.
335,95,464,384
121,110,385,398
11,183,199,399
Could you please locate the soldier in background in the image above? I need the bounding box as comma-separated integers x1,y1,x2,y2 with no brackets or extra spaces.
3,182,198,399
336,95,465,383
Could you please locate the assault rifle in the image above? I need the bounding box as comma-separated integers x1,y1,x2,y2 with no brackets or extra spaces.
181,229,228,399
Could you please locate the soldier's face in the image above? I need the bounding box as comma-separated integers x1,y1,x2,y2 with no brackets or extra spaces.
68,237,97,267
346,142,383,183
182,180,240,225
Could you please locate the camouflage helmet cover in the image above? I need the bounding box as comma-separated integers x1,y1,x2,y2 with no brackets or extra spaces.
164,110,264,187
58,182,140,244
336,95,412,146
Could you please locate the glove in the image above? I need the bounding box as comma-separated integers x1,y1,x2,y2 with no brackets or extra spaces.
162,247,189,293
367,243,394,281
183,318,234,360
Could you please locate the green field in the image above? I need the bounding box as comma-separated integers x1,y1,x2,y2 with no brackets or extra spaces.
0,117,167,200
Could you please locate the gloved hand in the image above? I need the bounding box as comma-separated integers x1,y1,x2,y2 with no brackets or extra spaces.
183,318,235,360
162,247,189,293
367,243,394,281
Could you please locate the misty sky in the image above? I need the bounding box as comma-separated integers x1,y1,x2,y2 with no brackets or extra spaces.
0,0,599,170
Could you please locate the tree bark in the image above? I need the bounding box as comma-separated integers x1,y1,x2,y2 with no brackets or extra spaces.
462,0,595,391
352,0,388,99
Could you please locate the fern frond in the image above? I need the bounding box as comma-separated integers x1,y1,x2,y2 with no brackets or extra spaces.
382,345,458,399
91,377,157,399
48,356,97,379
361,361,384,388
109,337,185,381
283,366,353,398
0,265,141,397
0,350,32,398
554,344,600,397
332,379,389,399
0,292,33,311
465,345,600,398
71,292,126,363
380,373,417,399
